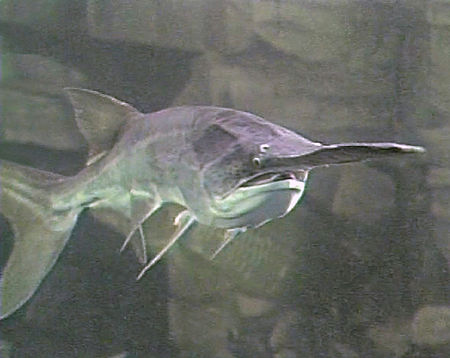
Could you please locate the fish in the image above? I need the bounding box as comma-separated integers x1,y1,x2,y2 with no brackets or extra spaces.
0,88,425,319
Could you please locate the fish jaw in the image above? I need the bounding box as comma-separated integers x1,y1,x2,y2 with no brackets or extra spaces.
209,177,307,230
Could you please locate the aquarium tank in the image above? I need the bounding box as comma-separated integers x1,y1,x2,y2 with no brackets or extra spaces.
0,1,448,357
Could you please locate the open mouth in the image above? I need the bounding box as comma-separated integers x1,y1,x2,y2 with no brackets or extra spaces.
240,171,306,187
217,170,309,202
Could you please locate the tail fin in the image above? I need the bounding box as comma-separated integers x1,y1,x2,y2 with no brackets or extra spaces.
0,160,81,319
299,142,425,168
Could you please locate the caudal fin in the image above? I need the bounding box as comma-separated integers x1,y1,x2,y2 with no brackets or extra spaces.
299,142,425,168
0,160,81,319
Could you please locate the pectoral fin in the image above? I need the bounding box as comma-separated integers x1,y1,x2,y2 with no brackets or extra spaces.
136,210,197,280
210,227,246,260
118,191,161,265
120,224,148,265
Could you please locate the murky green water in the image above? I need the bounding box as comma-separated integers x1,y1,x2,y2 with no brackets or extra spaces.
0,1,448,357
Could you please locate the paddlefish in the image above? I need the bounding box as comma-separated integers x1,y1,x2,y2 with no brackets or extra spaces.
0,88,425,319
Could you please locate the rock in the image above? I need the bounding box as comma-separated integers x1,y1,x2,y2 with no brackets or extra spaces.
427,168,450,188
108,353,128,358
1,52,87,149
420,0,450,266
236,294,274,317
168,298,236,358
270,311,302,355
428,0,450,26
170,2,422,141
88,0,402,137
332,343,360,358
427,2,450,116
274,350,297,358
420,126,450,167
430,188,450,222
0,340,12,358
430,194,450,262
368,319,412,357
420,127,449,263
2,54,86,90
412,305,450,346
1,87,84,150
240,0,400,99
0,0,83,33
369,306,450,354
252,1,349,62
332,166,396,223
428,32,450,116
172,53,389,140
87,0,253,53
0,0,58,25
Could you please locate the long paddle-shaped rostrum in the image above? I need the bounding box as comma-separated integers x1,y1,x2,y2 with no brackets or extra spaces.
0,89,425,319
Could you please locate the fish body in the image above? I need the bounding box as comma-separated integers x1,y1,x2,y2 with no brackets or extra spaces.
51,103,310,228
0,89,424,319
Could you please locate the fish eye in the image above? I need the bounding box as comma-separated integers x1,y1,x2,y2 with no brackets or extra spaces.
252,157,262,168
260,144,270,153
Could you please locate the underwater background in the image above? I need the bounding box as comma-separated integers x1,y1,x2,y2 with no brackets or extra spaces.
0,0,448,357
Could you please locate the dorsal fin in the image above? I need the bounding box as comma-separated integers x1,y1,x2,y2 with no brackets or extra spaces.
64,88,139,165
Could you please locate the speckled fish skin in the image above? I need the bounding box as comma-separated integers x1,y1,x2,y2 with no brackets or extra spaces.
0,88,425,319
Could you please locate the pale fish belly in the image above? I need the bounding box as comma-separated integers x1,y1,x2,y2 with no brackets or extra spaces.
211,179,306,229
